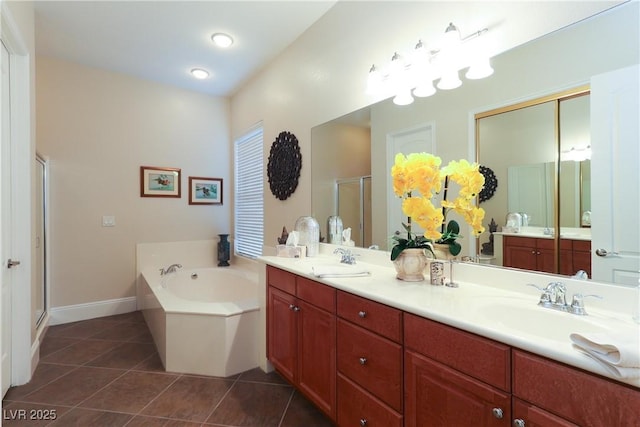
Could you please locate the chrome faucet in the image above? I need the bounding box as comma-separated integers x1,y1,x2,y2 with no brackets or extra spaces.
527,282,602,315
160,263,182,275
334,248,357,265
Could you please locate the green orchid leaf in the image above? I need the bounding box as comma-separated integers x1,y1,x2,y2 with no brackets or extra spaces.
446,220,460,235
449,241,462,256
391,244,406,261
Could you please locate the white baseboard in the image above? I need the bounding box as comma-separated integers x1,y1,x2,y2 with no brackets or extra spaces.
49,297,137,325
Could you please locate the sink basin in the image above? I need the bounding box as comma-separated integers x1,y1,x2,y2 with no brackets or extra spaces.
473,301,610,340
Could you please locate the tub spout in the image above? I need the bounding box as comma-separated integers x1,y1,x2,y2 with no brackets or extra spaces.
160,263,182,275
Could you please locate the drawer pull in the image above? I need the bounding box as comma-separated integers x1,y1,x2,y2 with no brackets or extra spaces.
289,304,300,312
359,419,368,427
492,408,504,419
513,419,525,427
359,357,367,365
358,310,367,318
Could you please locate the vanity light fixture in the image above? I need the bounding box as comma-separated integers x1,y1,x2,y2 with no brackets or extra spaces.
211,32,234,48
367,22,493,104
561,145,592,162
190,68,210,79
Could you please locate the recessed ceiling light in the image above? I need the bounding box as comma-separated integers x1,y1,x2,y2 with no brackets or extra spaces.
211,32,234,48
190,68,209,79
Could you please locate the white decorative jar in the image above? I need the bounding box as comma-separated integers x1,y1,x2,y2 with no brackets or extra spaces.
393,248,428,282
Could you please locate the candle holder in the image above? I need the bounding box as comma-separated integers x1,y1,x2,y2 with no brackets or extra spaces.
445,259,459,288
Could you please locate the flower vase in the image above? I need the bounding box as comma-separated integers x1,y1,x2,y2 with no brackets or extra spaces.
432,243,455,261
217,234,230,267
393,248,428,282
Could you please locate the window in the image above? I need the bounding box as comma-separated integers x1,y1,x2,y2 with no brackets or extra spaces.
234,123,264,258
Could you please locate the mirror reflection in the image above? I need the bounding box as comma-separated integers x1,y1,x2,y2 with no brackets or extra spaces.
310,5,637,287
477,90,591,277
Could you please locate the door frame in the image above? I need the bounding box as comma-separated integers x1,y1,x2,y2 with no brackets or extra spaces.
1,2,34,388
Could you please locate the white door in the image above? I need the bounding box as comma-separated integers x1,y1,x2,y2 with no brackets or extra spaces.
1,40,13,397
590,64,640,286
386,124,435,249
507,163,554,227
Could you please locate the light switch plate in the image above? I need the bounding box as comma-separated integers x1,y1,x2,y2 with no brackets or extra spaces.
102,215,116,227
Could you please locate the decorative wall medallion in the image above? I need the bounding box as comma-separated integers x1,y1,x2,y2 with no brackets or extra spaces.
268,131,302,200
479,165,498,203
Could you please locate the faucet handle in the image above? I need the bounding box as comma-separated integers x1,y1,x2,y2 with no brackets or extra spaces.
570,293,603,316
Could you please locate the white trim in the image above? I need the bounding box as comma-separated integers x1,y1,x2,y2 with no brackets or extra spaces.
49,297,138,326
1,2,33,388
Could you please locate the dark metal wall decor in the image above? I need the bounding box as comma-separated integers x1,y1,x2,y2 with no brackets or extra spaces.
267,131,302,200
479,165,498,203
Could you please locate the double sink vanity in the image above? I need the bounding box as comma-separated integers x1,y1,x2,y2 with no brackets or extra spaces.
258,244,639,426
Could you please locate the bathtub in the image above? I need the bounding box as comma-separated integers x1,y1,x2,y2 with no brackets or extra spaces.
138,266,260,377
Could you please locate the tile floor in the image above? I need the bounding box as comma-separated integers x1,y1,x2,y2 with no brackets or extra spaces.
2,311,334,427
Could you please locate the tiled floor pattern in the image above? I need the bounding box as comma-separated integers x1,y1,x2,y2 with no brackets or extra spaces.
2,311,334,427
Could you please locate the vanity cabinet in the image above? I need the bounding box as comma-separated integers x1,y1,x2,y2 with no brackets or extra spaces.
404,313,511,427
336,291,403,426
265,264,639,427
504,236,592,276
266,266,336,420
512,350,640,426
504,236,555,273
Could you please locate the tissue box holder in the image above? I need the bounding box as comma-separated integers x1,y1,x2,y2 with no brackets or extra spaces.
276,245,306,258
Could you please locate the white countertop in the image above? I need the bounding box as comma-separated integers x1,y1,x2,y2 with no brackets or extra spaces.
496,226,592,241
259,245,639,389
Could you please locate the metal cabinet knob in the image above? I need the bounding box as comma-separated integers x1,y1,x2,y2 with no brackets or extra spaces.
360,419,368,426
513,419,526,427
293,306,300,312
358,311,367,318
359,357,367,365
492,407,504,419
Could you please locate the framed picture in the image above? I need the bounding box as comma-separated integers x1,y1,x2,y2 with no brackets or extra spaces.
140,166,181,198
189,177,223,205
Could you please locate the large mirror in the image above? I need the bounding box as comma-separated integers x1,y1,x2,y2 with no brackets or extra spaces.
476,89,591,276
310,3,638,287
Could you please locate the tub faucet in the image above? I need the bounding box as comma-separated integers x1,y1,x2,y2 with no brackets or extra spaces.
160,263,182,275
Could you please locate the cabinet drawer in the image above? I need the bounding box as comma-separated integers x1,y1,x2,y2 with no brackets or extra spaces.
297,277,336,313
267,266,296,294
337,319,403,412
337,290,402,342
404,313,511,391
337,373,403,427
513,350,640,426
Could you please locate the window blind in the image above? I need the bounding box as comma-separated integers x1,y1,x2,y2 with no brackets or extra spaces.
234,124,264,259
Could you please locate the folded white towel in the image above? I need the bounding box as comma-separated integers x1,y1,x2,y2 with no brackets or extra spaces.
312,264,371,278
573,346,640,379
570,330,640,368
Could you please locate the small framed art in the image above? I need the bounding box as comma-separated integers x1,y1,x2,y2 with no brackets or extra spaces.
140,166,181,198
189,177,223,205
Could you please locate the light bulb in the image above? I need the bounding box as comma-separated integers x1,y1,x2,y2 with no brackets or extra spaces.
466,56,494,79
437,69,461,90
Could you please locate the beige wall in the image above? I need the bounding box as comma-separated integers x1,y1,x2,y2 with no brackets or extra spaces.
36,57,230,307
230,1,634,254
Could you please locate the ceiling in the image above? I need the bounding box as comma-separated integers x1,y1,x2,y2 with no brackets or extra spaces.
33,1,336,97
32,1,624,98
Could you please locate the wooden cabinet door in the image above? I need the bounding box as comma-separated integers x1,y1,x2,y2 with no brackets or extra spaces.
513,398,578,427
267,286,297,384
504,242,537,270
297,299,336,419
405,350,510,427
537,246,556,273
